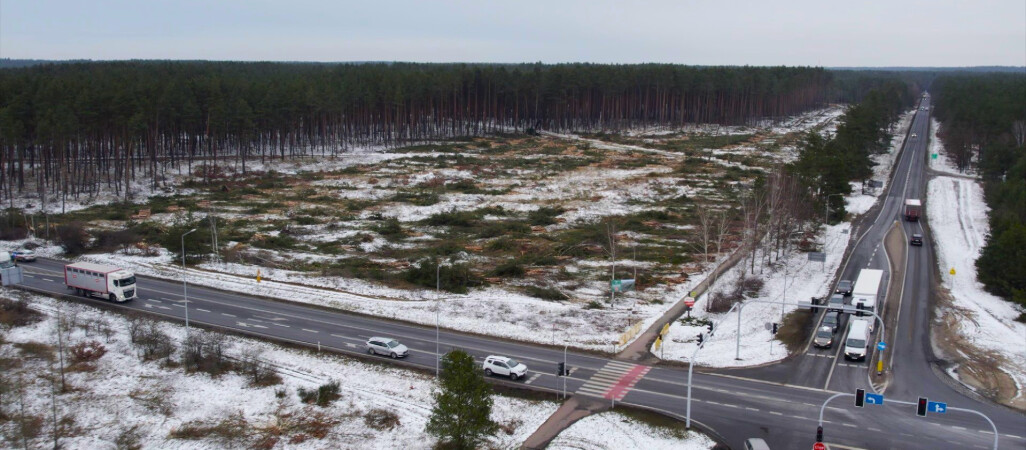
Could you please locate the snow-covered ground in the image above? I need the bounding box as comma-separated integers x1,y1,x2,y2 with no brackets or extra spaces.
0,290,556,449
548,412,715,450
0,290,717,448
654,221,852,366
652,109,915,367
926,131,1026,404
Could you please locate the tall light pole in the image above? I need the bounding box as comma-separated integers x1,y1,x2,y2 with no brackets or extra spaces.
435,260,441,378
182,228,198,337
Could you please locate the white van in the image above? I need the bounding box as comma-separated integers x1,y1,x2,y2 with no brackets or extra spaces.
844,319,871,361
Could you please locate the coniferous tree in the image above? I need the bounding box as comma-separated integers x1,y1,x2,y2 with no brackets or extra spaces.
426,349,499,449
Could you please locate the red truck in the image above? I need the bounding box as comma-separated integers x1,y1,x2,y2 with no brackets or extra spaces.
904,199,921,221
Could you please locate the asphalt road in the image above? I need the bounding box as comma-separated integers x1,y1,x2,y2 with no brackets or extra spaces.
9,95,1026,449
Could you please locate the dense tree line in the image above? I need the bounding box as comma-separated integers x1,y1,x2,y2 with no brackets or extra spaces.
791,82,917,221
0,62,837,204
932,73,1026,309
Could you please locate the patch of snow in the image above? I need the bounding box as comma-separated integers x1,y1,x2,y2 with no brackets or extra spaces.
548,411,715,450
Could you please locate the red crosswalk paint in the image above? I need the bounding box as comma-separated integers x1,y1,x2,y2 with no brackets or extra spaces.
604,365,651,400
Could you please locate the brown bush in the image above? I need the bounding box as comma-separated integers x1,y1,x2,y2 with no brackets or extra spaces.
364,408,401,431
0,298,43,327
70,340,107,364
14,341,55,361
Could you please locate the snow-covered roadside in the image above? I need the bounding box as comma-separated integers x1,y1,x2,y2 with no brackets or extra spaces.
926,139,1026,404
654,222,852,366
548,411,715,450
0,290,557,449
652,109,915,367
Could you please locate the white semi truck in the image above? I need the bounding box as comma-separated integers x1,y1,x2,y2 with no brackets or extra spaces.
851,269,883,318
64,262,137,302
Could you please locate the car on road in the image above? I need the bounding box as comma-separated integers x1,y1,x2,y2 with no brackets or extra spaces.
835,280,853,296
822,311,841,333
366,337,409,358
813,326,834,348
11,249,36,262
743,438,771,450
911,132,917,138
910,233,923,246
827,294,846,312
844,319,871,361
483,355,527,380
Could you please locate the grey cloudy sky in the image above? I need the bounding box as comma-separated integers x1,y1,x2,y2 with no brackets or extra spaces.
2,0,1024,66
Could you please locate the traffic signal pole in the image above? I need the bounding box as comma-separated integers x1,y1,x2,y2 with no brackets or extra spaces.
686,301,739,428
817,393,998,450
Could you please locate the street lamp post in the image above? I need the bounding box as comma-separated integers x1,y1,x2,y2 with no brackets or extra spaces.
436,261,441,378
181,228,198,337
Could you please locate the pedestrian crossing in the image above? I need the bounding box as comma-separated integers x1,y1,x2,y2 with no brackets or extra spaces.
576,360,650,401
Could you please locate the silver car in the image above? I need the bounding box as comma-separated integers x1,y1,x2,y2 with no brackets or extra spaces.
813,326,834,348
366,337,409,358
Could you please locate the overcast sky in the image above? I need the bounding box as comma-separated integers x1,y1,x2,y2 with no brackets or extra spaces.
2,0,1024,67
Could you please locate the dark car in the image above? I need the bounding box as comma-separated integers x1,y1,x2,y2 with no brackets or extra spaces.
822,311,841,333
910,233,923,246
835,280,853,296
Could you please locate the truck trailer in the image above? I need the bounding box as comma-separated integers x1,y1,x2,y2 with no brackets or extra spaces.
904,199,921,221
64,262,137,302
851,269,883,318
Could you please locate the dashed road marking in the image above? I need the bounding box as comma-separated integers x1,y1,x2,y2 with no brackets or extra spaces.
196,308,211,313
525,373,542,385
222,313,236,318
769,411,783,416
745,407,759,412
331,334,348,339
302,328,319,333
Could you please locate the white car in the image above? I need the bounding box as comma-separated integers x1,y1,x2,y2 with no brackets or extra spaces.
911,133,917,138
483,355,527,380
11,249,36,262
366,337,409,358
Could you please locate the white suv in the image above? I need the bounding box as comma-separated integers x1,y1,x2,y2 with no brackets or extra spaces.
483,355,527,380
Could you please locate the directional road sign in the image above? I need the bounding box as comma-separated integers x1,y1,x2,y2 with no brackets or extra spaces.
865,393,884,405
877,341,887,351
927,401,947,414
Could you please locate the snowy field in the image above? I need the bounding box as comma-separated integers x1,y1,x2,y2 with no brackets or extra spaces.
0,290,719,448
548,411,715,450
652,109,915,367
926,127,1026,405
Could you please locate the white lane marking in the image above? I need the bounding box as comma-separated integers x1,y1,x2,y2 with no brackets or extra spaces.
222,313,236,318
331,334,348,339
525,373,542,385
302,328,319,333
769,411,783,416
196,308,211,313
157,306,171,310
172,304,184,308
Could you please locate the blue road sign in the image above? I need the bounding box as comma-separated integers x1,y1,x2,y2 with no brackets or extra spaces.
877,341,887,351
865,393,884,405
927,401,947,413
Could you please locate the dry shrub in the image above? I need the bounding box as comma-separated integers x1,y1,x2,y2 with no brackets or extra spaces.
130,386,175,417
498,418,523,436
169,411,250,446
364,408,401,431
69,340,107,364
0,298,43,327
14,341,55,362
115,424,143,450
297,380,341,407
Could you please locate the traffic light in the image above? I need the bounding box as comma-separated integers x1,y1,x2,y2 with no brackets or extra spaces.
917,397,928,417
816,425,823,442
697,333,704,344
855,388,865,407
557,362,565,377
771,323,779,335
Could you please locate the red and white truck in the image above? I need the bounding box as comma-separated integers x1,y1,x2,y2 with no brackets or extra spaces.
904,199,921,221
64,262,137,302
